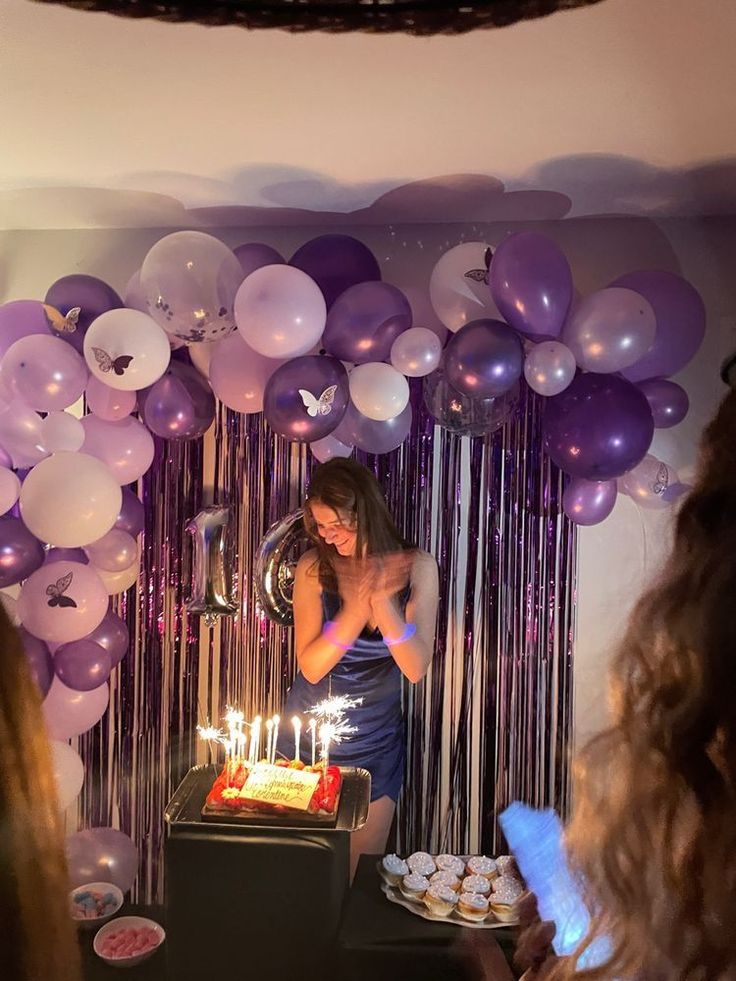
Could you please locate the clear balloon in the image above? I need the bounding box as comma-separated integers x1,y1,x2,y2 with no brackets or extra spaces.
390,327,442,378
264,356,349,441
290,235,381,309
636,378,689,429
19,627,54,696
86,376,137,421
233,242,285,278
141,360,215,440
0,299,54,358
2,335,88,411
334,400,413,453
619,454,673,509
445,319,523,398
43,677,109,740
54,639,112,692
66,827,139,893
115,488,144,538
185,507,238,626
50,740,85,811
20,452,121,547
0,466,20,516
140,231,243,343
19,560,109,643
0,400,48,467
322,282,411,364
86,609,129,667
84,528,137,572
490,232,573,340
349,362,410,422
39,411,85,452
524,341,577,397
423,365,520,437
543,373,654,480
428,242,500,332
0,516,45,587
309,433,354,463
209,332,284,414
45,274,123,356
83,308,171,392
235,265,326,359
562,477,618,526
81,415,155,485
561,288,657,373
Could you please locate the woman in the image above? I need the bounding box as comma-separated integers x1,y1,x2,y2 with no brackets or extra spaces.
284,458,439,874
0,603,81,981
518,385,736,980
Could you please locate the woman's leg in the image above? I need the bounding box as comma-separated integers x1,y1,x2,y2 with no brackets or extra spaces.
349,795,396,881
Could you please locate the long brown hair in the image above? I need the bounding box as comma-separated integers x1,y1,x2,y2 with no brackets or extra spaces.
556,389,736,980
303,458,411,591
0,605,81,981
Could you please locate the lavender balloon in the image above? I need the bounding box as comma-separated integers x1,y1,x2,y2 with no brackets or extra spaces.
636,378,689,428
490,232,572,340
66,827,139,893
310,433,353,462
85,528,137,572
0,300,54,358
86,608,130,666
2,335,88,411
115,488,144,538
334,400,412,454
54,639,112,691
45,274,123,355
445,319,523,397
290,235,381,308
562,288,657,374
322,281,412,364
43,677,109,740
233,242,285,278
613,270,706,382
543,373,654,480
142,360,215,440
524,341,576,397
81,415,155,485
209,332,285,414
0,517,45,587
264,356,348,442
19,627,54,696
563,478,618,526
390,327,442,378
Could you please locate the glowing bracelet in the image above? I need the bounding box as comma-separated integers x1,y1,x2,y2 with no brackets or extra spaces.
384,623,417,647
323,620,350,651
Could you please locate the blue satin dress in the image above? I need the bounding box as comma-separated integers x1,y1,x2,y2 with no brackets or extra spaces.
282,587,408,802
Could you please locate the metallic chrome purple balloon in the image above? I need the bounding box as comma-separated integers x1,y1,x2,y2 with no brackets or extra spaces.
636,377,689,428
86,608,130,667
54,638,112,691
322,281,412,364
45,547,89,565
543,372,654,480
613,270,706,382
445,319,523,397
264,356,348,442
290,235,381,308
142,359,215,440
489,232,573,340
562,477,618,526
333,399,412,454
233,242,285,278
44,274,123,355
0,516,45,587
115,488,144,538
19,627,54,696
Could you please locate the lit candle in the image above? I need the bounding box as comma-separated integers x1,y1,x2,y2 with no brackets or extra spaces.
249,715,261,764
292,716,302,763
319,723,332,772
308,718,317,767
272,714,280,764
265,718,274,767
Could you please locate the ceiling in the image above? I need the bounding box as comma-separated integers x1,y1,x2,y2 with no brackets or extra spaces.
2,0,735,230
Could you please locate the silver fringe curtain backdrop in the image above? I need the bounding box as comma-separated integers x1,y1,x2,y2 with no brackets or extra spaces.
79,382,576,903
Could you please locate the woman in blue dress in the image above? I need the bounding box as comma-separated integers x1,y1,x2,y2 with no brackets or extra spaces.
283,458,439,876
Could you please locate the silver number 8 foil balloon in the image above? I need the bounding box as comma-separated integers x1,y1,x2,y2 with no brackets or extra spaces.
254,508,312,626
185,506,239,626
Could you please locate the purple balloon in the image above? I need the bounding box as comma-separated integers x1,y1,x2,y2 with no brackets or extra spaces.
636,378,689,428
0,300,54,359
45,547,89,565
19,627,54,696
142,360,215,440
233,242,285,279
445,319,523,397
45,274,123,355
334,400,412,454
613,270,706,382
66,827,139,893
0,516,45,587
322,282,412,364
86,609,130,667
563,477,618,526
115,488,144,538
290,235,381,308
2,334,88,411
264,356,348,442
489,232,573,340
54,638,112,691
543,373,654,480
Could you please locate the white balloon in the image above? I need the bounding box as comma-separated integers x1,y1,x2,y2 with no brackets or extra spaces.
0,466,20,516
92,554,140,595
310,434,353,463
39,411,85,453
50,740,85,811
20,451,122,547
349,363,410,422
619,454,673,510
43,678,109,740
187,341,216,379
84,309,171,392
429,242,501,332
523,341,577,397
235,265,326,359
390,327,442,378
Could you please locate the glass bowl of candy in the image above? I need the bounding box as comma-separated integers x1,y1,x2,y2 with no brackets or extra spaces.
93,915,166,967
70,882,123,928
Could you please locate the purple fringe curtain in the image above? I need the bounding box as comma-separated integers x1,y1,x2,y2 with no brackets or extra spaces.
78,381,575,903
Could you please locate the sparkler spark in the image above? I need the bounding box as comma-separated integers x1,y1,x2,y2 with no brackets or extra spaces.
309,695,364,721
197,725,225,744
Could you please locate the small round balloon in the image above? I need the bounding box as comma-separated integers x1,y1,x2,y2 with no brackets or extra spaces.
81,415,155,485
524,341,577,397
334,400,413,454
349,363,410,422
140,231,243,342
636,378,689,429
84,309,171,392
54,639,112,692
86,609,130,667
429,242,500,332
390,327,443,378
0,300,54,359
40,412,85,453
235,264,326,359
562,288,657,373
563,477,618,526
0,516,45,587
66,827,138,893
19,561,109,643
45,274,123,356
84,529,137,572
445,319,523,398
619,454,672,509
1,335,88,411
209,332,284,414
86,376,137,421
322,282,412,364
290,235,381,309
264,356,348,441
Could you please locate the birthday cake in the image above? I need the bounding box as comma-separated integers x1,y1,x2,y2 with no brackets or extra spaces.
203,758,343,821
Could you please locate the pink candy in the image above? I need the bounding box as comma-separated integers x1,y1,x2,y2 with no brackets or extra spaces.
99,926,161,960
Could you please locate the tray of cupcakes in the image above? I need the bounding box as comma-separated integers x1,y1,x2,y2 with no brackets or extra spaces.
378,851,524,929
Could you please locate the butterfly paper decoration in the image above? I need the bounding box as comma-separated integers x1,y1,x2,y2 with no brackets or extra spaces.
92,347,134,376
299,386,338,417
652,463,670,496
43,305,81,334
463,247,494,285
46,572,78,609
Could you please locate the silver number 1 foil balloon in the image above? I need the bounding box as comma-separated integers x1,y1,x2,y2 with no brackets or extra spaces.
185,506,239,626
254,508,311,626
